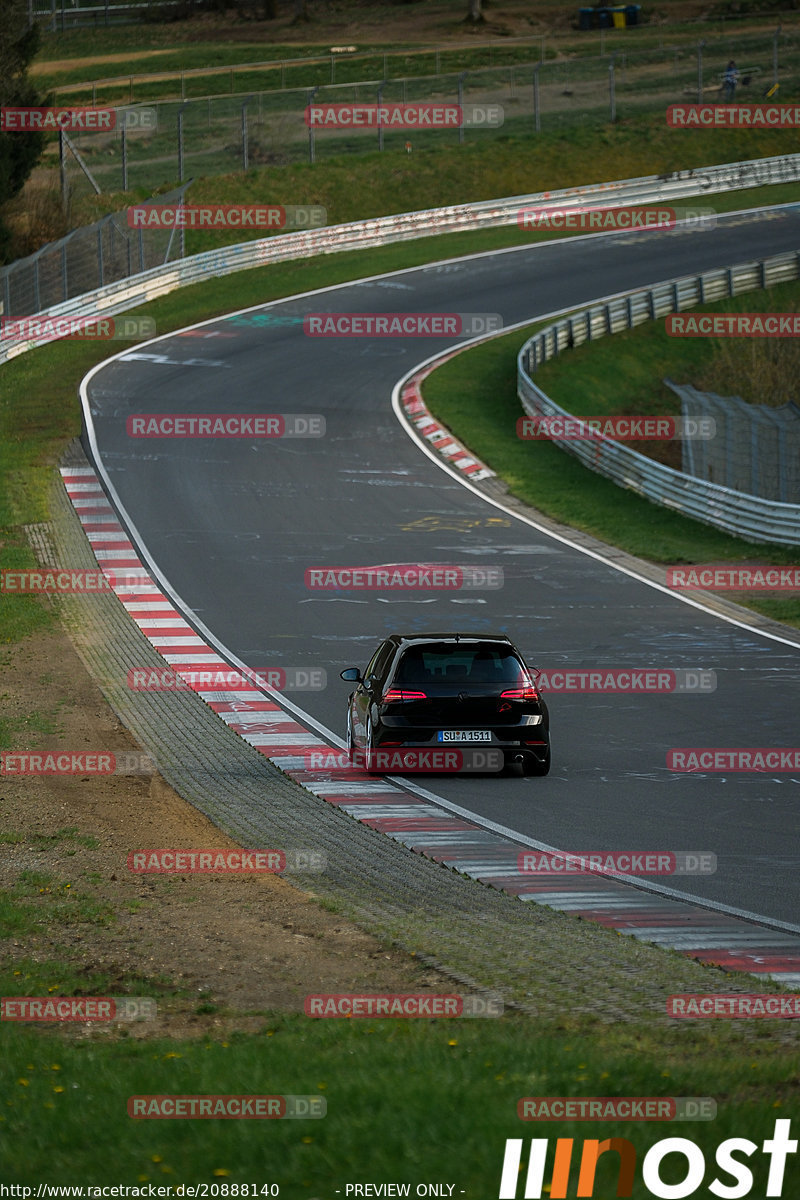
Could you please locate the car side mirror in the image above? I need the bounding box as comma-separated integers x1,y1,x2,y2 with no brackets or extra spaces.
340,667,362,683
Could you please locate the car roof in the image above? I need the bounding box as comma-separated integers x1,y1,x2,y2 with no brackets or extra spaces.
387,633,515,646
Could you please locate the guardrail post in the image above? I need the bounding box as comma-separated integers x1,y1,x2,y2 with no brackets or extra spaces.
698,274,705,303
627,295,633,327
672,282,679,311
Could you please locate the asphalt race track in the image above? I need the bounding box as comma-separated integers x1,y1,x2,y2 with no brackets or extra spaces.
81,208,800,928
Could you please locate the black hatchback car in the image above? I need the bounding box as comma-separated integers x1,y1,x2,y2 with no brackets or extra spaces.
340,633,550,776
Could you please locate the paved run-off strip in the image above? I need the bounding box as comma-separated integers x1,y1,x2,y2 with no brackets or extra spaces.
42,452,800,1016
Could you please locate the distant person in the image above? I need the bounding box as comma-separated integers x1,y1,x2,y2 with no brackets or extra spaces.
723,60,740,101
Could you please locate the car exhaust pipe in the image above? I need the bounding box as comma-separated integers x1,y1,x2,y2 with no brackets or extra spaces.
513,754,525,763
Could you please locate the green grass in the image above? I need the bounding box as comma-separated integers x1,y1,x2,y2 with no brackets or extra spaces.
0,870,115,932
0,827,100,851
0,1014,799,1191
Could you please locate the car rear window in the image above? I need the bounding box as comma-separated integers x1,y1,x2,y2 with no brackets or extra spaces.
393,643,527,686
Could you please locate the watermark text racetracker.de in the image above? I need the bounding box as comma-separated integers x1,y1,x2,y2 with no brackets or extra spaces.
126,848,325,873
517,415,715,441
518,850,716,875
127,666,326,692
304,102,504,129
668,748,800,772
516,205,716,232
667,565,800,591
127,204,326,231
128,1094,326,1119
302,747,504,774
1,996,156,1022
532,668,716,693
126,414,324,438
305,564,503,590
305,992,503,1017
304,313,502,337
1,751,155,776
0,106,156,131
667,313,800,337
668,994,800,1017
667,102,800,127
1,316,155,344
517,1096,717,1121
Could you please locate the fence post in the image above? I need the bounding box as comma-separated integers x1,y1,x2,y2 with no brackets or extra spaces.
241,96,253,171
377,81,386,152
308,87,319,164
177,102,190,183
121,124,128,191
696,41,705,103
533,63,541,133
773,25,781,89
97,225,104,288
609,52,617,123
458,72,467,145
59,127,68,216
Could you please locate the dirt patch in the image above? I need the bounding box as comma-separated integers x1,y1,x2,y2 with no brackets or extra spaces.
0,622,451,1040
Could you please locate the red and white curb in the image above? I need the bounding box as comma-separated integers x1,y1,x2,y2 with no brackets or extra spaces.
400,361,495,482
61,464,800,992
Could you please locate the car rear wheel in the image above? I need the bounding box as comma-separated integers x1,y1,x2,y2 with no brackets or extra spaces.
364,717,378,774
526,744,551,776
346,708,356,762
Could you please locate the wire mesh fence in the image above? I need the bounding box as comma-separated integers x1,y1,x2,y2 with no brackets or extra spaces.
37,25,799,196
668,381,800,504
0,183,190,319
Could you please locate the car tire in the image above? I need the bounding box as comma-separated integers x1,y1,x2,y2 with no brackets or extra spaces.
346,708,356,762
364,717,378,774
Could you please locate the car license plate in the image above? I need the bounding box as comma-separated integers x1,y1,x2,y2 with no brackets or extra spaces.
437,730,492,743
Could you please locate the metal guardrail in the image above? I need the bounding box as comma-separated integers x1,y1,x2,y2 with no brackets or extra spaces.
2,151,798,369
2,152,800,549
517,251,800,547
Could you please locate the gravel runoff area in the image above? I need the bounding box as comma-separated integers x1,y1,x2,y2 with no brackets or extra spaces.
47,438,792,1028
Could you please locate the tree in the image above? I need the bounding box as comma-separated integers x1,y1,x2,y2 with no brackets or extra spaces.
0,0,48,262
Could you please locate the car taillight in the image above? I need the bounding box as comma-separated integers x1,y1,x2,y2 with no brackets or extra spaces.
500,684,539,701
382,688,427,702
